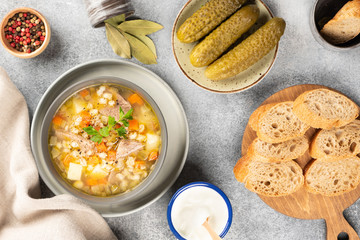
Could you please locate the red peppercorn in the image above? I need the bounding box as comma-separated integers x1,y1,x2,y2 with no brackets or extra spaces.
23,13,27,17
29,23,33,28
26,38,31,43
5,35,9,39
12,24,16,28
37,31,42,36
12,30,16,34
20,37,24,42
34,40,40,46
23,41,27,45
27,49,31,53
15,39,19,43
10,42,15,48
8,27,12,31
25,20,30,24
40,36,45,41
25,28,29,33
15,35,20,40
20,32,25,36
33,24,37,26
8,35,12,39
17,21,21,26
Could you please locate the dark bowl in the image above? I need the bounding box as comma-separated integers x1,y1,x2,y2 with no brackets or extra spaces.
310,0,360,50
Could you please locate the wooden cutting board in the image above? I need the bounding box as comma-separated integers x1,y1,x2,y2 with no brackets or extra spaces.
241,84,360,240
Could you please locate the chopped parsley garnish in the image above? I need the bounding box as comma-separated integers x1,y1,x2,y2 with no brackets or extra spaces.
83,107,133,143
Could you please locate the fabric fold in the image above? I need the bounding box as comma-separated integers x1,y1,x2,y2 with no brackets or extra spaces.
0,67,116,240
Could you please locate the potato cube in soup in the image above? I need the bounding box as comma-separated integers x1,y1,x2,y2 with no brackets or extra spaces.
90,165,109,180
67,163,83,181
146,133,160,150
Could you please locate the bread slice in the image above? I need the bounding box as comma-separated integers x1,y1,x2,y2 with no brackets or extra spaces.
234,155,304,197
293,89,359,130
255,101,310,143
304,156,360,196
248,103,277,131
320,0,360,44
247,136,309,162
310,120,360,160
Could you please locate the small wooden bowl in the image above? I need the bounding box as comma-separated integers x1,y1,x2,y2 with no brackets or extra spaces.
0,7,51,58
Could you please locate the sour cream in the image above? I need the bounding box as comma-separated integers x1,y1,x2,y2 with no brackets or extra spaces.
168,182,232,240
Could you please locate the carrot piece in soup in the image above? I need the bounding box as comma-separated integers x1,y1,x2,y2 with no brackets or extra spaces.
108,150,116,161
98,178,108,185
86,179,98,186
88,156,100,165
148,151,158,161
134,160,146,169
96,142,107,152
115,123,122,129
128,93,144,105
63,154,74,167
79,89,89,98
52,115,63,126
128,119,139,131
79,111,91,128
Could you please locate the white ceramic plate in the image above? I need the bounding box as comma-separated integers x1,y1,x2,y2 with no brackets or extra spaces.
172,0,277,93
31,59,189,217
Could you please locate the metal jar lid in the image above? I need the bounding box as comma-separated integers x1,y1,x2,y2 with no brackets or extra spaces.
84,0,134,28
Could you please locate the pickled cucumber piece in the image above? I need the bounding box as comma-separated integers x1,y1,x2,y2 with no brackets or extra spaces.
177,0,246,43
205,17,286,80
190,5,259,67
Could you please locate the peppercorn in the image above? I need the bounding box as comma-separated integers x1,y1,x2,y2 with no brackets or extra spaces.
3,12,46,53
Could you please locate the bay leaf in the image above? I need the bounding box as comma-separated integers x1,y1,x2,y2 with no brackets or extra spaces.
118,20,163,36
133,35,157,58
122,32,157,64
105,14,125,28
105,23,131,59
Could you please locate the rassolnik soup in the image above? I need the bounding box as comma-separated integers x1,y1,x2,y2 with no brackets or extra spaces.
48,84,161,197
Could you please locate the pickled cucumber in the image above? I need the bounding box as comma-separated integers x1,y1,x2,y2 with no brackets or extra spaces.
177,0,246,43
190,5,259,67
205,17,286,80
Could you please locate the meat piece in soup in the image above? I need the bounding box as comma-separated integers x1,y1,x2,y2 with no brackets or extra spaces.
48,84,161,197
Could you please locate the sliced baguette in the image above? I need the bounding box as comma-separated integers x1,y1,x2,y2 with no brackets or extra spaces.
247,136,309,162
320,0,360,44
293,88,359,130
256,101,310,143
234,156,304,197
304,156,360,196
310,120,360,160
248,103,277,131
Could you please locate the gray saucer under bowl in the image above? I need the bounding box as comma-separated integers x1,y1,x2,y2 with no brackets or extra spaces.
31,59,189,217
310,0,360,50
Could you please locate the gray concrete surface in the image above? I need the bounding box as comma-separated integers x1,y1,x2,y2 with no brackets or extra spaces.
1,0,360,239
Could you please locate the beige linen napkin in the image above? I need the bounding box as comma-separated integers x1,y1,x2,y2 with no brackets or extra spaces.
0,67,116,240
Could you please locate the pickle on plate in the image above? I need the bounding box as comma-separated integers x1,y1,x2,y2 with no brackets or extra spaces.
190,5,259,67
177,0,246,43
205,17,286,80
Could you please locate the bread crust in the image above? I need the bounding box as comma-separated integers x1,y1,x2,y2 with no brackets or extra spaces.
233,155,252,183
293,89,359,130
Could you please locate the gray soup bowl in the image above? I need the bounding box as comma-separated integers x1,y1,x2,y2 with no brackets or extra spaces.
31,60,189,217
